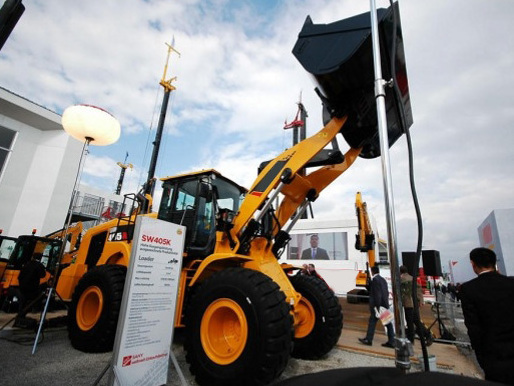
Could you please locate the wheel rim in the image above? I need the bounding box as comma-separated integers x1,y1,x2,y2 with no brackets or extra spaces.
295,296,316,339
77,286,104,331
200,298,248,365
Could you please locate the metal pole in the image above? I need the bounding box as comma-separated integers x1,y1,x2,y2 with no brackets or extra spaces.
145,89,171,195
32,137,91,354
115,167,126,195
369,0,410,370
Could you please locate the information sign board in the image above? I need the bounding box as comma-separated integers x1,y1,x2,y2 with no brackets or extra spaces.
110,216,185,386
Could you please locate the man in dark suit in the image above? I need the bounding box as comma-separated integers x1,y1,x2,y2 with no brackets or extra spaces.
358,265,395,348
459,247,514,384
301,234,329,260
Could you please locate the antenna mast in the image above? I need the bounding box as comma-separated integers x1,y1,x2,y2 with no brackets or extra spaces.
144,38,180,196
115,152,133,195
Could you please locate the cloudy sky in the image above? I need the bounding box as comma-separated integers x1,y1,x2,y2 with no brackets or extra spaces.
1,0,513,270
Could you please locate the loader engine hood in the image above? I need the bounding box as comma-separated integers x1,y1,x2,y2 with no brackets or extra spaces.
292,2,413,159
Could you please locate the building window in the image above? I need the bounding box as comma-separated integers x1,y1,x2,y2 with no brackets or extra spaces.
0,126,17,178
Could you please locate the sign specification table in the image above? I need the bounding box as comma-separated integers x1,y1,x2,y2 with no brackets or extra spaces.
111,216,185,386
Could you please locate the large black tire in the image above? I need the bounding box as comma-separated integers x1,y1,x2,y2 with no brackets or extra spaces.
289,274,343,359
68,264,126,352
184,267,293,386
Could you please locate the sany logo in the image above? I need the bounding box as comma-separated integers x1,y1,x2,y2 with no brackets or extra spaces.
141,234,171,245
122,353,143,367
122,355,132,367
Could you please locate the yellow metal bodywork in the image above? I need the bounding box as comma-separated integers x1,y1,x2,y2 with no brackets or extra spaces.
1,269,51,291
47,222,84,265
0,261,6,282
56,213,157,301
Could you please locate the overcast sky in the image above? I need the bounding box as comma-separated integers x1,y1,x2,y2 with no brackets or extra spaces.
1,0,513,271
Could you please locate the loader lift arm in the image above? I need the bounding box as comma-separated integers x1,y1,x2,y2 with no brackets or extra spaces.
218,116,362,259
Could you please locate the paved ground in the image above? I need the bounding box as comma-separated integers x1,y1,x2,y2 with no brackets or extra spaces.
0,299,483,385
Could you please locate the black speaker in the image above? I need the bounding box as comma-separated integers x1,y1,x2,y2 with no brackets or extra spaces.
401,252,418,276
292,2,413,159
422,250,442,277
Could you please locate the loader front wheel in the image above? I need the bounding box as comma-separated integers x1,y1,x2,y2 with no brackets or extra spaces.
68,265,126,352
185,267,292,386
290,274,343,359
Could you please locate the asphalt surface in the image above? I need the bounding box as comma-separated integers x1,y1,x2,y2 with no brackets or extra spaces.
0,299,482,386
0,324,396,386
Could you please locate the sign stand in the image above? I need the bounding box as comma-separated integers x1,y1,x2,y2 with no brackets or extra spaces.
169,351,188,385
92,216,186,386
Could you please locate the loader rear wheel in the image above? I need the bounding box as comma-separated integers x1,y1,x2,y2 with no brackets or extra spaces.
185,267,292,386
68,265,126,352
290,274,343,359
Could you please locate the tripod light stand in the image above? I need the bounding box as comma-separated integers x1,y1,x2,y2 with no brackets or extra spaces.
32,104,120,354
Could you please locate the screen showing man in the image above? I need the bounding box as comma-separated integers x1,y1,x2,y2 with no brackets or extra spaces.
287,232,348,260
301,234,329,260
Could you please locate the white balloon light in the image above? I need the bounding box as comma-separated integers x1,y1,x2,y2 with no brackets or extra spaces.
61,104,121,146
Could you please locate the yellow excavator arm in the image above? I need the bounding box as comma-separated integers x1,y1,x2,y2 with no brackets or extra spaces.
355,192,376,287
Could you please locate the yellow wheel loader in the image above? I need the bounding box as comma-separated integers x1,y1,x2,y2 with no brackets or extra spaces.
59,3,412,385
0,223,82,310
62,149,351,385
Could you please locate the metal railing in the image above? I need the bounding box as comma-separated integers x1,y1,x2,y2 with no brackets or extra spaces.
71,192,104,218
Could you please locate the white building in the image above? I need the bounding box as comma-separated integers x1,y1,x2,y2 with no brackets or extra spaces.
478,208,514,276
0,87,82,237
279,218,388,295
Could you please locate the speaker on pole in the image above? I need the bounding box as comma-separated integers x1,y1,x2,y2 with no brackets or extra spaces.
422,250,442,277
401,252,418,276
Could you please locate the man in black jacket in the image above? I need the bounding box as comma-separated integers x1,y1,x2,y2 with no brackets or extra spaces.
460,247,514,384
358,265,395,348
17,253,46,317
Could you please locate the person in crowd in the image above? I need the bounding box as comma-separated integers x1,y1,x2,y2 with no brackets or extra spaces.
455,282,461,302
307,263,328,283
17,253,46,317
301,234,329,260
399,265,423,344
296,264,310,275
459,247,514,384
448,282,456,301
358,265,395,348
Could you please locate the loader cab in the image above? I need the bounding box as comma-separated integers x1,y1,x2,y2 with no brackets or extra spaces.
1,235,62,294
158,170,246,259
7,235,62,272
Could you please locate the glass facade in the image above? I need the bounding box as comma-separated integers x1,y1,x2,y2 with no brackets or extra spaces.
0,126,16,178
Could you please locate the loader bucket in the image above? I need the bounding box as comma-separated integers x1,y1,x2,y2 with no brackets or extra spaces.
292,2,413,159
